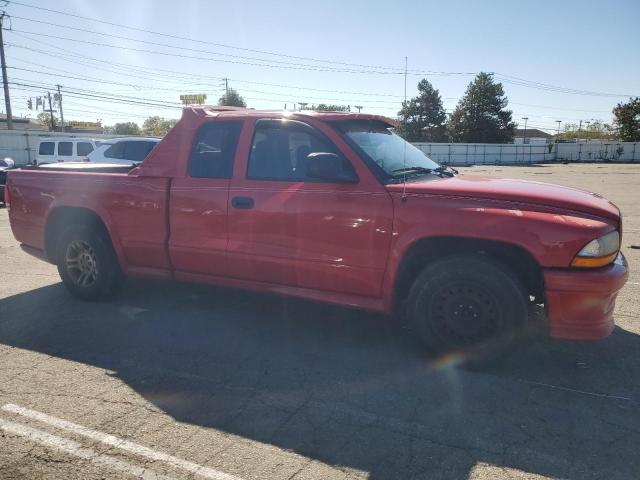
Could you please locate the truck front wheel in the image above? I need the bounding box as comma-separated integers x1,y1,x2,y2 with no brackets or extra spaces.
56,226,123,301
406,255,528,360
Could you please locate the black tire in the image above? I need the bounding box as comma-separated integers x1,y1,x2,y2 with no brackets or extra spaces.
56,225,123,301
406,255,528,361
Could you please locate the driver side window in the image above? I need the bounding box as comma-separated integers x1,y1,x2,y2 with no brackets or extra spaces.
247,120,355,182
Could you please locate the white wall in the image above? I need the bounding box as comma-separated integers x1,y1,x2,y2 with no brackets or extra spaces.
555,141,639,162
412,143,554,165
413,141,640,165
2,129,638,167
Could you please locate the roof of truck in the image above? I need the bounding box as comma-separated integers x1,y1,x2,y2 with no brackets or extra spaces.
182,105,399,126
136,106,398,178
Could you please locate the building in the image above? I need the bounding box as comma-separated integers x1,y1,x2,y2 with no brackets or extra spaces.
514,128,552,145
0,114,48,131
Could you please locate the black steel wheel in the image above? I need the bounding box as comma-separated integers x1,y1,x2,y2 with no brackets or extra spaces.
407,255,528,359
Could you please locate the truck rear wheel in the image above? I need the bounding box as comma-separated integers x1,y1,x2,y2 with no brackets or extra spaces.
406,255,528,361
56,226,122,301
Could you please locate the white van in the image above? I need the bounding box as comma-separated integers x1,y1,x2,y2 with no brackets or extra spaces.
35,138,99,165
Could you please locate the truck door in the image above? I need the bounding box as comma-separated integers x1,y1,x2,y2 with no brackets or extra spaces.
168,120,244,277
227,118,393,298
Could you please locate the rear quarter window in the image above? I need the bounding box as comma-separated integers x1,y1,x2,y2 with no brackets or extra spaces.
104,142,125,159
77,142,94,156
188,121,243,178
123,141,156,162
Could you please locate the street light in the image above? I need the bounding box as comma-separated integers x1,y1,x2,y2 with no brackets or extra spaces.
555,120,562,139
521,117,528,144
585,121,591,142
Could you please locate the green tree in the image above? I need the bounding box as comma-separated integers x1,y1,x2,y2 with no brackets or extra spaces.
613,97,640,142
142,116,177,137
310,104,350,112
218,88,247,107
37,112,55,129
447,72,516,143
113,122,141,135
396,79,447,142
556,120,616,141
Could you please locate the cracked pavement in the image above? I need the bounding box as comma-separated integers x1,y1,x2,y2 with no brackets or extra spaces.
0,163,639,479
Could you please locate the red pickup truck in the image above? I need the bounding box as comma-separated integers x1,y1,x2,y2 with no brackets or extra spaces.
5,106,628,357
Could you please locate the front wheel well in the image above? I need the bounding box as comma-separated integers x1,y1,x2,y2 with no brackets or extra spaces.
44,207,111,263
393,237,544,309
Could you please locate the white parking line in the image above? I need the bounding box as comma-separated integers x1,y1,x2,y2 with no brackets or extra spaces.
0,418,178,480
2,404,243,480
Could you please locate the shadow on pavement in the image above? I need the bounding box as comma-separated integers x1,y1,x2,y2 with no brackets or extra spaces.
1,280,639,479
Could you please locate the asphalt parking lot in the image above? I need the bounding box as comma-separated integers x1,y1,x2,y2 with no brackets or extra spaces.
0,163,638,480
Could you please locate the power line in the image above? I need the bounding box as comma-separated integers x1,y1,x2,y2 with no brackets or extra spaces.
10,80,401,113
7,57,407,106
508,100,611,113
495,73,636,98
5,1,634,97
7,64,405,109
9,81,183,109
8,28,438,75
7,38,411,98
5,1,474,75
8,16,405,73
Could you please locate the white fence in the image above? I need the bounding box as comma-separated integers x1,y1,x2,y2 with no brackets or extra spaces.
1,129,639,167
0,130,118,165
412,141,640,165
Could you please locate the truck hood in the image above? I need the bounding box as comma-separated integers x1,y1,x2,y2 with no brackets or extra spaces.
386,175,620,221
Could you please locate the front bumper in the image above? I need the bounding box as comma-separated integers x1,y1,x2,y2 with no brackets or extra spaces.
543,253,628,341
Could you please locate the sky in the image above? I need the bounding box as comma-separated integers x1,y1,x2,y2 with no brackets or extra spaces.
2,0,639,132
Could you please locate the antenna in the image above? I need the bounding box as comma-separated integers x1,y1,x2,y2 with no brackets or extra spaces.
401,56,408,203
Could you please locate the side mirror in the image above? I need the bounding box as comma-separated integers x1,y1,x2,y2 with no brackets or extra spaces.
304,152,357,183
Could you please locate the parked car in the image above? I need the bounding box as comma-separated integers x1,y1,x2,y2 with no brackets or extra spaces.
0,157,15,205
87,137,160,165
35,138,98,164
5,106,628,359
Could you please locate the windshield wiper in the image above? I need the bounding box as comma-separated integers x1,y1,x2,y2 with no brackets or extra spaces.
434,165,458,176
390,165,457,178
390,166,435,175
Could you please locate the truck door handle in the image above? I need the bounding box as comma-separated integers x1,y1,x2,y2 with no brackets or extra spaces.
231,196,254,209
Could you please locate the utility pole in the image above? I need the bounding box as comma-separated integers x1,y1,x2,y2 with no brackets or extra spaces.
354,105,363,113
584,121,591,142
56,85,65,132
0,12,13,130
47,91,56,132
578,119,582,139
521,117,528,144
224,78,229,96
555,120,561,138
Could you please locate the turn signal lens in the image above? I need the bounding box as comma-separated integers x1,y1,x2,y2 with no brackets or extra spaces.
571,231,620,268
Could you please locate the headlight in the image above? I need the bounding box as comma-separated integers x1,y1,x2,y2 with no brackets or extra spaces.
571,231,620,268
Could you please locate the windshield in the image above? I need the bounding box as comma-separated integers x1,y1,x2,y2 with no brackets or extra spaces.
335,120,440,180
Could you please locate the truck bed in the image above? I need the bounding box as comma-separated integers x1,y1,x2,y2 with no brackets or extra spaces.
28,162,137,174
7,167,171,274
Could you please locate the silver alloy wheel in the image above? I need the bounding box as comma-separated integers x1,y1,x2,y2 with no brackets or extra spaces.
65,240,99,288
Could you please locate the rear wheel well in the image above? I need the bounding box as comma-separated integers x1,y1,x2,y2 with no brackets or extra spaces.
45,207,111,263
394,237,543,309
